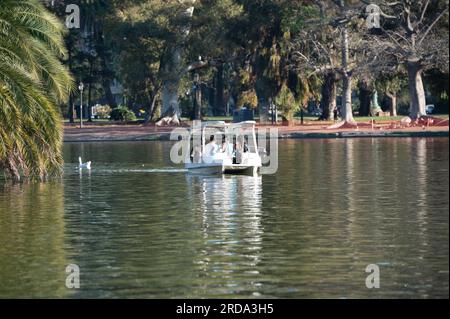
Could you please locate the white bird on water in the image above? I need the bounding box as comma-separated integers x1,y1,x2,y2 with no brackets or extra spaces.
78,157,92,170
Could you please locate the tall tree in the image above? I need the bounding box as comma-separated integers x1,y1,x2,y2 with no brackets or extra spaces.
335,0,357,124
376,71,408,116
160,0,197,118
369,0,449,118
0,0,72,180
292,13,342,121
292,0,365,123
228,0,322,122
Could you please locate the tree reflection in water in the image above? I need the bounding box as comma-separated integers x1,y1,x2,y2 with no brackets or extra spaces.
0,181,69,298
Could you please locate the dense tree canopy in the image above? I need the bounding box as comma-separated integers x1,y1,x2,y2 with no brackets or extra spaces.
45,0,448,123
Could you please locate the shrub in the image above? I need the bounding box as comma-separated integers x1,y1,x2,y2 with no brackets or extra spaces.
94,105,112,119
275,83,300,121
110,106,137,121
237,89,258,109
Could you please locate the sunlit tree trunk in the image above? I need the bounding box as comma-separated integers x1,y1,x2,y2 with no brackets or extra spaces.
407,60,426,119
386,92,397,116
342,74,354,122
161,68,181,115
337,0,356,124
341,26,355,124
161,2,197,117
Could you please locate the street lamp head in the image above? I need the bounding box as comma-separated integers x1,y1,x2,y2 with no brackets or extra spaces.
78,82,84,91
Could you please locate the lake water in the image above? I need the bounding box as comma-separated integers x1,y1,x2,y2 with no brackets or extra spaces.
0,138,448,298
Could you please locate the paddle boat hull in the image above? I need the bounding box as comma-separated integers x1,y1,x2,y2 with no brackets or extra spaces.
185,163,224,175
186,163,260,175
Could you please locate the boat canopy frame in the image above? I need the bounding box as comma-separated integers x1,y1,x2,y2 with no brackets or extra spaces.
188,121,259,159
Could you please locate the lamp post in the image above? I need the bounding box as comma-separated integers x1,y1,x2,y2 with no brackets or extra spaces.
79,82,84,128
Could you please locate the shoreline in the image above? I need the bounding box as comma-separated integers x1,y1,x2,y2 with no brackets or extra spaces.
63,122,449,142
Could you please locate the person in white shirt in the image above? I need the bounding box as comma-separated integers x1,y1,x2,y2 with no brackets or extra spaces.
204,135,219,157
221,136,234,157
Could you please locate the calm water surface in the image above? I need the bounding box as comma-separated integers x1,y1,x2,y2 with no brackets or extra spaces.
0,138,448,298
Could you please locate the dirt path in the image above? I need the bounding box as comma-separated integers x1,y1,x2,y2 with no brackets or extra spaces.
64,120,449,142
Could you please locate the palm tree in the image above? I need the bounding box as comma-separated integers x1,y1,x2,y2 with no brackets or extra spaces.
0,0,73,180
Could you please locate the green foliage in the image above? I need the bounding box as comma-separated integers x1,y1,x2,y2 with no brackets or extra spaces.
94,105,112,119
110,106,137,121
237,89,258,109
376,72,407,96
0,0,73,180
281,3,321,34
275,82,300,120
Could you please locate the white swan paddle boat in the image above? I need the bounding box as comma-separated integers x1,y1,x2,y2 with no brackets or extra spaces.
185,121,263,175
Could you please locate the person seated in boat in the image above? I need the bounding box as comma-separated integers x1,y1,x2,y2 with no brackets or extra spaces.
243,136,249,153
205,135,219,157
221,136,234,157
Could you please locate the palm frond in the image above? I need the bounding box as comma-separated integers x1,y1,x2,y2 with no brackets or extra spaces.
0,0,73,180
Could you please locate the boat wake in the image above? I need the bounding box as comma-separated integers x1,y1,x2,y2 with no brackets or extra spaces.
105,168,187,174
66,165,186,174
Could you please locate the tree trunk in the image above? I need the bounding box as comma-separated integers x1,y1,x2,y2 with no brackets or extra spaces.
255,78,272,124
145,91,160,124
339,1,356,124
102,77,116,108
208,86,215,115
68,92,75,123
161,45,183,116
86,54,94,122
192,82,202,120
161,2,196,117
407,60,426,119
162,76,181,115
87,82,93,122
358,82,372,116
342,74,355,123
258,97,270,124
320,72,337,121
387,92,397,116
215,64,224,115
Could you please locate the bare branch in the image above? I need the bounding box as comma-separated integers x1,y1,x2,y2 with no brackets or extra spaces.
418,0,431,26
404,2,414,33
379,11,397,19
418,6,449,47
383,2,403,6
